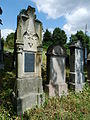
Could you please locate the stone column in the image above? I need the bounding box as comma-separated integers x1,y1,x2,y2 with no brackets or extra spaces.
36,46,43,77
87,53,90,85
69,40,85,92
16,42,24,78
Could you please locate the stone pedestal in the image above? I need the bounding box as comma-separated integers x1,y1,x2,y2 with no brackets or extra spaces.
46,44,68,97
87,53,90,85
69,40,85,92
12,6,44,115
46,83,67,97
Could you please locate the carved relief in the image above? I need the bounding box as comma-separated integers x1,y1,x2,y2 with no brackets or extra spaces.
23,31,39,51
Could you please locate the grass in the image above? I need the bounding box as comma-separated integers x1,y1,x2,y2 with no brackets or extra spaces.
0,70,90,120
0,48,90,120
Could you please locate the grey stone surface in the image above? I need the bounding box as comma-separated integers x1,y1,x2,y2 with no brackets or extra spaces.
69,40,85,92
87,53,90,84
0,29,4,70
12,6,44,115
46,44,68,97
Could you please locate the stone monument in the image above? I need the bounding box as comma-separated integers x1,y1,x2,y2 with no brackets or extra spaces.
46,43,67,97
87,53,90,85
0,29,4,70
12,6,44,115
69,40,85,91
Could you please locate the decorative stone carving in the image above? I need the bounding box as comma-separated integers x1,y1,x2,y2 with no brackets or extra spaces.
46,43,68,97
12,6,44,115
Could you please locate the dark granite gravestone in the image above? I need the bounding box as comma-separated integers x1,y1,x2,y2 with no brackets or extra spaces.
25,53,35,72
69,40,85,92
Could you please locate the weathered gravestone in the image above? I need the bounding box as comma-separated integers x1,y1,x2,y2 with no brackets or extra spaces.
46,44,68,97
87,53,90,84
69,40,85,91
0,29,4,69
12,6,44,115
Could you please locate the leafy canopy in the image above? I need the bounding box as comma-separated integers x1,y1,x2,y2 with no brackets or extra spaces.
5,33,15,49
0,7,2,25
70,30,90,52
52,27,67,44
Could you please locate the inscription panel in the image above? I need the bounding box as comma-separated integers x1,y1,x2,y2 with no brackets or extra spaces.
24,53,35,72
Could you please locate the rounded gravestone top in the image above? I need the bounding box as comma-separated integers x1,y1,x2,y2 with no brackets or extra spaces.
46,43,66,56
87,53,90,60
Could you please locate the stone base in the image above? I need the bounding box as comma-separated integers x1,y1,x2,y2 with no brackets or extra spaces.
12,76,45,115
46,83,68,97
12,92,45,115
69,82,85,92
0,63,4,70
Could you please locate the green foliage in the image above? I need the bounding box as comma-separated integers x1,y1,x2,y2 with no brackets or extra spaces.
5,32,15,50
0,7,3,25
43,28,67,49
52,27,67,44
43,29,52,49
70,30,90,53
23,84,90,120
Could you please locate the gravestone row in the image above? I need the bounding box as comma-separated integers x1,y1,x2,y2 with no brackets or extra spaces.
0,5,89,115
11,5,90,115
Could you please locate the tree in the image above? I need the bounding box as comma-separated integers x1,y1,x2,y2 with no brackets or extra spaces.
70,30,90,53
52,27,67,45
43,29,52,49
0,7,3,25
5,33,15,49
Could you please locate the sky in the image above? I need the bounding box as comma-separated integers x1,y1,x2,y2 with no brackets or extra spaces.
0,0,90,39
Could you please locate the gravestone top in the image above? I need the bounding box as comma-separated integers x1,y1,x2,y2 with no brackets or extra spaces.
87,53,90,60
46,43,66,56
16,5,42,52
70,40,83,49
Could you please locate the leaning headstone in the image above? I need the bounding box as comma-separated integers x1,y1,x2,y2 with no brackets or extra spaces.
12,6,44,115
69,40,85,91
87,53,90,85
0,30,4,70
46,43,68,97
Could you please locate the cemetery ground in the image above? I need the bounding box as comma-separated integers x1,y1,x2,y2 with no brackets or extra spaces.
0,49,90,120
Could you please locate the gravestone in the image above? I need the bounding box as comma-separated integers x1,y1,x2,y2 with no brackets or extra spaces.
87,53,90,84
0,30,4,69
46,44,67,97
12,6,44,115
69,40,85,91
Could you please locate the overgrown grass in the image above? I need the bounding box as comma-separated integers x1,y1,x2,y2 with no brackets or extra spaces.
0,68,90,120
23,84,90,120
0,50,90,120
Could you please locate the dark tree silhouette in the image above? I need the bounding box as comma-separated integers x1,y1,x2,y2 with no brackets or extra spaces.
0,7,3,25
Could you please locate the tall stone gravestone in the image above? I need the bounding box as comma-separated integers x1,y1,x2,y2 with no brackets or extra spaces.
46,44,67,97
12,6,44,115
69,40,85,91
87,53,90,85
0,30,4,69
